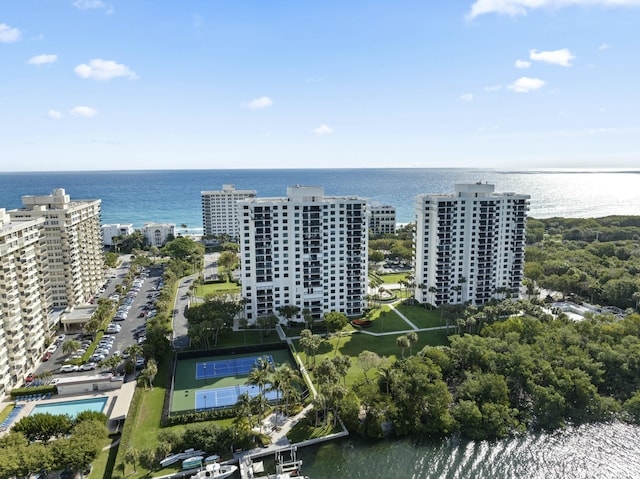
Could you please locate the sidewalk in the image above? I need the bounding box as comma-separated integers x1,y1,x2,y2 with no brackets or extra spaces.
235,404,314,461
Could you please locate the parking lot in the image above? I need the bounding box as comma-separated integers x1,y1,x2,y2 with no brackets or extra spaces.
29,259,165,383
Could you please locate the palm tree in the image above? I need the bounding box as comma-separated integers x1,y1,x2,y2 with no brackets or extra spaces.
124,447,140,474
84,318,102,341
378,365,395,394
407,331,418,355
234,392,253,429
62,339,80,357
140,359,158,390
428,286,438,307
396,335,410,358
98,356,121,374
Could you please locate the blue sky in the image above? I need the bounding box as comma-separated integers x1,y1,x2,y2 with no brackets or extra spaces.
2,0,640,171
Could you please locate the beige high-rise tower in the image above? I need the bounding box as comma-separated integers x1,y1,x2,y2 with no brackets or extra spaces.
9,188,103,309
0,209,50,398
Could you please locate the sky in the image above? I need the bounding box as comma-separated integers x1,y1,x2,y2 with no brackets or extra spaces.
2,0,640,171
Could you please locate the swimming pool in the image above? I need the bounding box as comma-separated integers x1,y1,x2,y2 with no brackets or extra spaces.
30,397,108,418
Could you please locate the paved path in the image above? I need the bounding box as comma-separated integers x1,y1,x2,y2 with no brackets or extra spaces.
171,273,198,349
387,302,419,330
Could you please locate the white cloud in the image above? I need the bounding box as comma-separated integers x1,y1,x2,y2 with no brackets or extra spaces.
467,0,640,19
598,43,612,50
484,84,502,92
74,59,137,80
0,23,21,43
73,0,113,13
529,48,575,67
47,109,62,119
515,59,531,69
70,106,98,117
312,124,333,135
507,77,546,93
244,96,273,109
27,54,58,65
460,93,474,102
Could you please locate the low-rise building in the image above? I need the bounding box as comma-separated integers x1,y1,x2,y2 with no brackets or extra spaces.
142,222,175,247
102,223,134,247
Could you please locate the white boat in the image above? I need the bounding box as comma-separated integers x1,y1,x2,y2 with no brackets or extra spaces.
189,462,238,479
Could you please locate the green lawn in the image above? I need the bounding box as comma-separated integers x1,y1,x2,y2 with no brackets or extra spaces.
196,281,240,297
379,273,410,284
393,303,445,329
214,329,283,348
87,435,119,479
0,403,13,423
296,328,449,387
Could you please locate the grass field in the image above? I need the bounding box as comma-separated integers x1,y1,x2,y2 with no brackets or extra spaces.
378,272,410,284
196,281,240,297
296,327,449,387
393,303,445,329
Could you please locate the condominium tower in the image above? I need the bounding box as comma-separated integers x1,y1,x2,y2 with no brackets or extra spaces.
370,204,396,235
0,209,50,398
9,188,103,309
239,186,368,323
201,184,257,239
414,183,529,306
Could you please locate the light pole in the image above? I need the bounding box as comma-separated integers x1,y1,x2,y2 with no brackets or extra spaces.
203,394,207,410
203,363,207,386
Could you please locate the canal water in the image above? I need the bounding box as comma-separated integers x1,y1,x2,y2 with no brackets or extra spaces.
296,421,640,478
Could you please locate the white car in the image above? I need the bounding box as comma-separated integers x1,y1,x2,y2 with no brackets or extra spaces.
60,364,79,373
80,363,96,371
47,344,58,353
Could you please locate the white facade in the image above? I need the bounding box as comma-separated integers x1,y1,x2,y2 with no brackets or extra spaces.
370,204,396,235
202,184,257,239
239,186,369,323
0,209,50,399
102,223,134,247
142,223,175,247
9,189,103,309
414,183,529,306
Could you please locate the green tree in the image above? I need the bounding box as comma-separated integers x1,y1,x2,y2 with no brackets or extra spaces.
277,304,301,323
358,350,382,383
124,447,140,474
396,335,410,358
62,339,81,357
140,359,158,390
407,331,418,355
323,311,348,356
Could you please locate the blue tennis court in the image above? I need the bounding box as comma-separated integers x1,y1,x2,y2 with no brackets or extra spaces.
195,355,274,380
195,384,279,409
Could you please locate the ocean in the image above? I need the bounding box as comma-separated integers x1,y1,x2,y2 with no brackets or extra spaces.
1,169,639,231
1,167,640,478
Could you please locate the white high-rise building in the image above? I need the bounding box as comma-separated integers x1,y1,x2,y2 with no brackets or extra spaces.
239,186,369,323
0,209,50,398
9,188,103,309
202,184,257,239
370,204,396,235
414,183,529,306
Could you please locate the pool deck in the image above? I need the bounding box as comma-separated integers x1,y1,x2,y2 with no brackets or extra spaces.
0,380,137,436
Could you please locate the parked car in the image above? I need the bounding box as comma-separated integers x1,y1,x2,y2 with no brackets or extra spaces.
42,351,52,362
25,373,35,382
47,344,58,353
56,334,66,344
80,363,96,371
60,365,79,373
